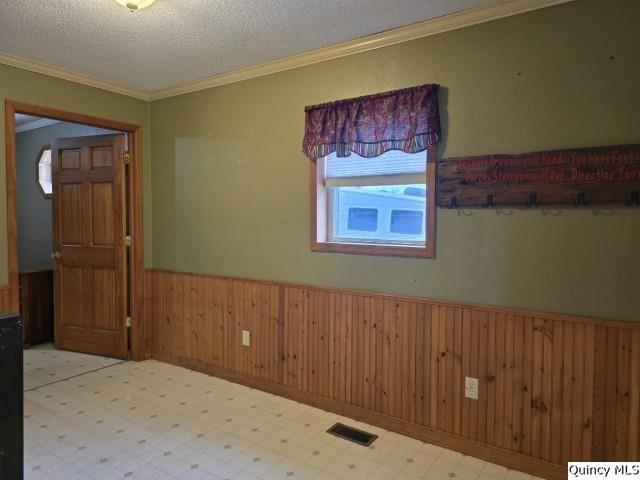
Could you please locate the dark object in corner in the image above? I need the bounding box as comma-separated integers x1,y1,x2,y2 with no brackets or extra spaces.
327,423,378,447
0,313,23,480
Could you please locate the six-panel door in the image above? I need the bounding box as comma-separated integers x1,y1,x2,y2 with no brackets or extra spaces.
52,134,128,359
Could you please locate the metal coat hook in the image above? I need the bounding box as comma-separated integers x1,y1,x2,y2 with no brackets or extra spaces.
447,197,459,209
496,209,514,216
483,194,496,208
572,192,590,207
525,193,539,207
626,190,640,206
542,209,562,216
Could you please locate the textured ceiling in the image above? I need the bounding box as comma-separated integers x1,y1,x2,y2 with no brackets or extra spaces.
0,0,493,92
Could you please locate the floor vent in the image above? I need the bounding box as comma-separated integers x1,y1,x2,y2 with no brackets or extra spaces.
326,423,378,447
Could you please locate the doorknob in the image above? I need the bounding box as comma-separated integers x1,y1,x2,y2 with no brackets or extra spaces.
50,251,61,259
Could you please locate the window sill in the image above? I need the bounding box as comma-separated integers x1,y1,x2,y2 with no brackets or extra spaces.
311,241,434,258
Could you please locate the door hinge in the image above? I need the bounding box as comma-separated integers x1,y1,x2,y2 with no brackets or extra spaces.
125,316,132,328
125,235,132,247
123,152,131,165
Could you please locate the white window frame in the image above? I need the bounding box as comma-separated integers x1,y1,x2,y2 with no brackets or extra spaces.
310,146,436,258
36,145,52,199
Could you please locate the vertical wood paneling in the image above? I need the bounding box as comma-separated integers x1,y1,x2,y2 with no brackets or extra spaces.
362,296,375,410
407,302,418,422
571,323,585,461
372,298,383,413
150,272,164,355
182,274,194,361
143,271,156,358
615,330,631,460
166,272,186,359
629,331,640,460
461,309,473,439
415,303,429,426
438,306,448,431
444,306,458,434
540,318,553,461
525,318,538,457
346,294,356,406
604,326,619,461
0,286,12,312
582,324,596,461
550,320,564,463
561,321,574,463
351,294,364,407
382,300,394,417
473,311,485,442
511,316,525,452
428,304,439,429
283,287,302,388
591,326,608,461
495,313,507,450
149,270,640,473
19,271,54,347
452,308,463,436
485,312,497,446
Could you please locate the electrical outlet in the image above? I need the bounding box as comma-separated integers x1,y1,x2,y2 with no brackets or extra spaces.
465,377,479,400
242,330,250,347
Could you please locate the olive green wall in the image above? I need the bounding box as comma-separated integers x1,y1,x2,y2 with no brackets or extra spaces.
150,0,640,323
0,64,152,283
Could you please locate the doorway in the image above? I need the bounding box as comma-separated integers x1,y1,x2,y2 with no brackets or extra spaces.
5,101,146,361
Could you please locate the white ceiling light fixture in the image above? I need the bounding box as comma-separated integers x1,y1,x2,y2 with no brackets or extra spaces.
115,0,156,12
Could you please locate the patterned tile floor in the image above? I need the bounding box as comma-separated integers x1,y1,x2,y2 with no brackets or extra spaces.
24,343,123,390
24,349,542,480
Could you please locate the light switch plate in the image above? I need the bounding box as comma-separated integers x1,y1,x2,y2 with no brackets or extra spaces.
242,330,250,347
465,377,479,400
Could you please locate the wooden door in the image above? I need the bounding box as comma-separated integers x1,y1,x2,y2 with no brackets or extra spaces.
52,134,128,359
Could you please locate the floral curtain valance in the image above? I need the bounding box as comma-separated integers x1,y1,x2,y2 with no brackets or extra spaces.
302,84,440,160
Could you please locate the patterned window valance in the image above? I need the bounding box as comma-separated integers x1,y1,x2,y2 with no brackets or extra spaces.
302,84,440,161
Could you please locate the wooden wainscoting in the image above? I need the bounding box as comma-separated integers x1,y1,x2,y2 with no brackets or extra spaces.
145,269,640,479
0,285,13,312
19,270,54,347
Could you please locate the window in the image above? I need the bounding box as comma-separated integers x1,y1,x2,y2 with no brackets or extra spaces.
390,210,424,235
36,146,52,199
311,147,436,258
331,186,425,243
347,208,378,232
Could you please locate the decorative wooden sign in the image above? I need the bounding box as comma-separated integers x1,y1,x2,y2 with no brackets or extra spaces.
436,144,640,208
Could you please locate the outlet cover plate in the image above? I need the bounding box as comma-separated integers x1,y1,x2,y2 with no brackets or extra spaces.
465,377,479,400
242,330,250,347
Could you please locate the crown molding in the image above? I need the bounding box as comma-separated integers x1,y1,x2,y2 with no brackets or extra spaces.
15,117,61,134
0,52,150,101
1,0,573,102
149,0,574,100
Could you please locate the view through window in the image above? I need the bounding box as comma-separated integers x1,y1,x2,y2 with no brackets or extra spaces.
324,150,428,246
330,184,427,244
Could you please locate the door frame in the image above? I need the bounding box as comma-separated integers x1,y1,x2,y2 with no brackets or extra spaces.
5,100,148,360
